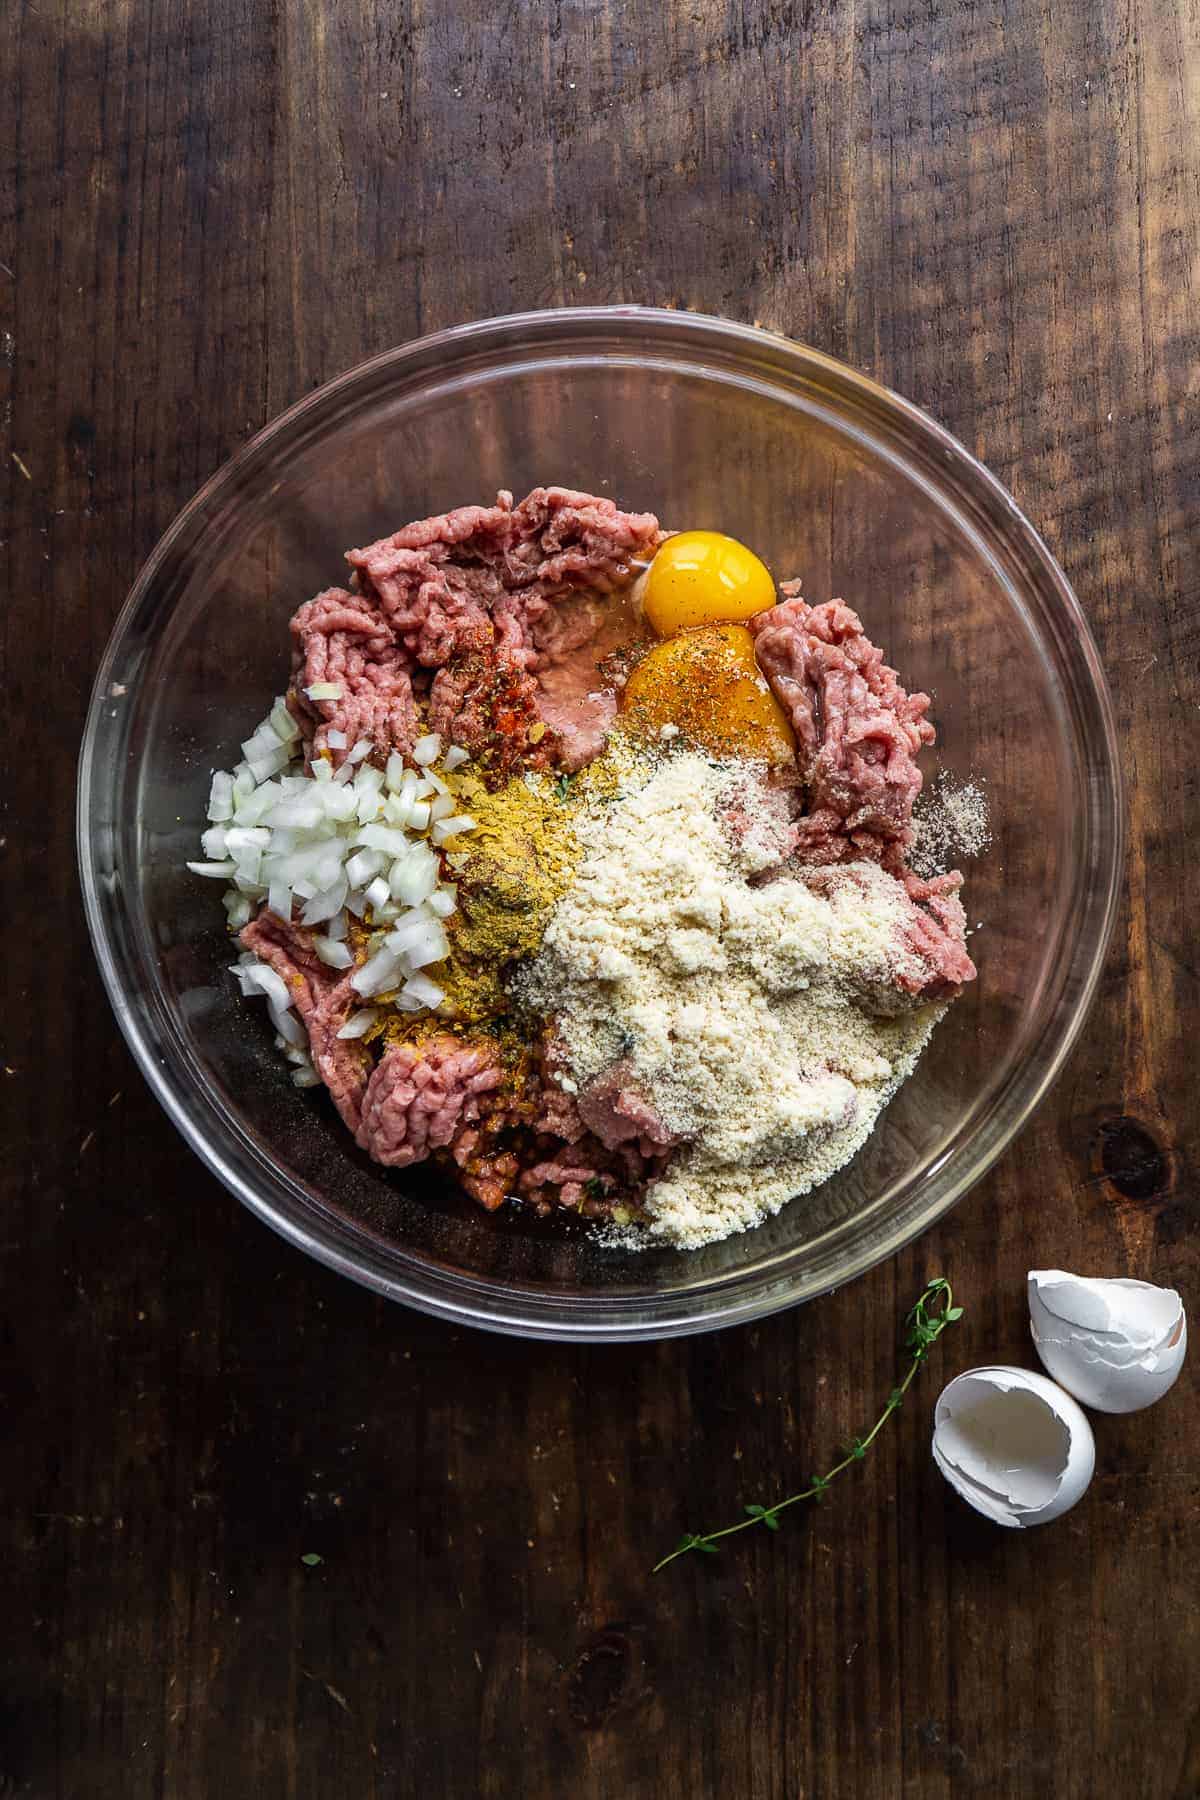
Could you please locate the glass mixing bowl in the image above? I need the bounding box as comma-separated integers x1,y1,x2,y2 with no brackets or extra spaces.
78,308,1123,1340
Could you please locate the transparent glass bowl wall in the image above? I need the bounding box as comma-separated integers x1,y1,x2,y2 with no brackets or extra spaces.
78,309,1123,1340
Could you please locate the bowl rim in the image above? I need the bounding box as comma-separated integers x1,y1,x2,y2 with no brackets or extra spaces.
77,305,1125,1339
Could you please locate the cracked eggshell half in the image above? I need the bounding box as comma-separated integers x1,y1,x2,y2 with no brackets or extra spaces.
932,1366,1095,1528
1028,1270,1187,1414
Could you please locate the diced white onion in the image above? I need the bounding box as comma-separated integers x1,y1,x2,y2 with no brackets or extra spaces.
248,744,292,782
270,699,301,743
314,935,354,970
304,681,344,701
389,844,439,906
337,1008,380,1040
301,878,349,926
401,972,445,1008
270,1003,307,1046
267,880,293,920
386,913,449,969
243,962,293,1012
292,1066,322,1087
197,715,468,1048
442,745,469,771
431,814,476,845
207,771,235,821
351,947,403,997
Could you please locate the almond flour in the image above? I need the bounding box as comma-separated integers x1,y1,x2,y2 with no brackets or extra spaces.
520,750,944,1249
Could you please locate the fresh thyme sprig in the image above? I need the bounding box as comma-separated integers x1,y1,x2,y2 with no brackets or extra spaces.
653,1276,964,1574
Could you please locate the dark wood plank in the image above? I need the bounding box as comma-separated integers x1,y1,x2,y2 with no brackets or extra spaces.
2,0,1197,1795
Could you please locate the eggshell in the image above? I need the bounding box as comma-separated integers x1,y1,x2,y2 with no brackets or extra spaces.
1028,1270,1187,1414
932,1365,1095,1528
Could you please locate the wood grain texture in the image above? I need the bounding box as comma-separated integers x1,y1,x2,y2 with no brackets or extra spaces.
2,0,1198,1795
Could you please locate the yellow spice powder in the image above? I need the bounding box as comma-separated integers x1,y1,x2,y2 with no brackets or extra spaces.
431,771,581,1025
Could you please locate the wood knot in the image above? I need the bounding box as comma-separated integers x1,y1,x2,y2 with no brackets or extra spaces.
565,1625,649,1730
1095,1115,1170,1201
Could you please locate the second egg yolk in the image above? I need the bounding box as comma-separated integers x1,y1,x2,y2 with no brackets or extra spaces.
640,530,776,636
620,624,796,765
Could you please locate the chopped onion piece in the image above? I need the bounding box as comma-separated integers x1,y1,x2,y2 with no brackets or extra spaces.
207,771,235,821
401,972,445,1009
267,880,293,920
385,751,406,793
431,814,477,845
412,732,441,766
304,681,344,701
326,728,348,749
292,1066,322,1088
408,800,431,831
347,738,372,764
325,910,349,942
233,850,263,888
427,886,457,918
248,744,292,782
355,824,411,856
270,1003,307,1046
344,847,384,888
351,947,403,997
386,913,449,969
301,878,349,926
201,826,228,859
364,876,391,911
243,962,293,1012
429,792,455,822
314,935,354,969
223,892,253,928
270,699,301,742
442,745,469,771
389,844,439,906
187,859,237,879
337,1008,380,1040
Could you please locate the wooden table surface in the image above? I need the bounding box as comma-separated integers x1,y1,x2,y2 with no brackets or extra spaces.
3,2,1198,1795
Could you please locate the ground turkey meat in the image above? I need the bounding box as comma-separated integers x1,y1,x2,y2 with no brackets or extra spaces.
357,1037,508,1168
291,488,660,773
239,913,370,1131
575,1061,683,1154
749,588,934,864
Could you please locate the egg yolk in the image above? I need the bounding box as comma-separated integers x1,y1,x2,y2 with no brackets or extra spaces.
640,531,776,637
620,624,796,765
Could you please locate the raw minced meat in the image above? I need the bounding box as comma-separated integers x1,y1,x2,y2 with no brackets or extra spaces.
291,487,661,772
209,491,981,1238
749,588,934,867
